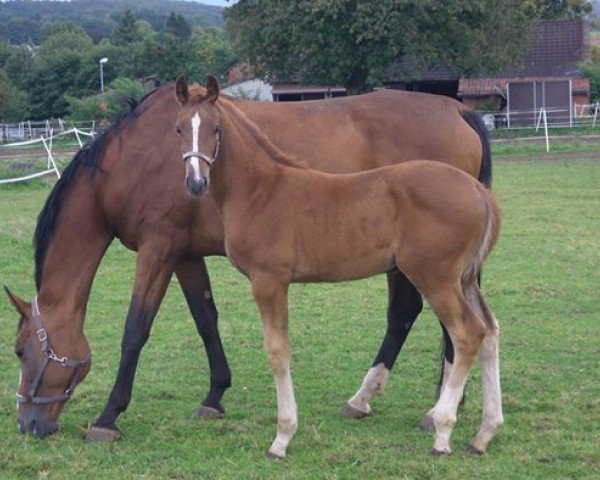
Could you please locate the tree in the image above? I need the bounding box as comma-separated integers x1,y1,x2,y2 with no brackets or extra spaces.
27,22,95,118
187,27,237,82
66,77,145,122
225,0,591,92
165,12,192,41
530,0,595,19
111,9,141,45
0,68,29,120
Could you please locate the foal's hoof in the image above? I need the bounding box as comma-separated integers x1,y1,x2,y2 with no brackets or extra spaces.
416,414,436,432
339,402,370,419
467,444,486,455
431,448,451,457
84,426,121,443
194,405,224,420
265,450,285,460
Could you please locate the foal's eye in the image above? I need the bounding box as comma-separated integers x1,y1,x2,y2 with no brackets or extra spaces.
15,349,24,359
176,126,182,135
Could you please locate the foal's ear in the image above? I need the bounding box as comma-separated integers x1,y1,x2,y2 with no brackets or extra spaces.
4,286,29,319
205,75,220,104
175,74,189,105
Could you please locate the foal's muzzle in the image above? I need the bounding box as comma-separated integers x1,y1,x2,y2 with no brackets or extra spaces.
186,175,208,196
182,151,214,197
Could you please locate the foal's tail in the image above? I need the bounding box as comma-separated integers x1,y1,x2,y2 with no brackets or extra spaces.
462,185,501,286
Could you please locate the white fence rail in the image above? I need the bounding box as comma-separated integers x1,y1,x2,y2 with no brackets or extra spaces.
0,127,95,185
480,102,600,152
0,119,98,143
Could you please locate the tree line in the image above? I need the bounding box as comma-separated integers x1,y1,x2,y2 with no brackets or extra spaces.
0,0,596,122
0,7,235,122
0,0,223,45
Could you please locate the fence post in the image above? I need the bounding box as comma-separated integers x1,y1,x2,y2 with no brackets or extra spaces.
593,102,599,128
536,108,544,131
74,128,83,148
41,133,61,180
542,108,550,153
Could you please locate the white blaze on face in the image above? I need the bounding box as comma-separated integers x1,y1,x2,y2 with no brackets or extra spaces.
190,111,202,182
16,370,22,411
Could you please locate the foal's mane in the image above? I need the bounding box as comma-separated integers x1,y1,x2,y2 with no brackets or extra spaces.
219,99,307,169
33,86,166,290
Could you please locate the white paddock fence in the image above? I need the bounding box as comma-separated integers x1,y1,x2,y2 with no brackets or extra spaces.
482,102,600,152
0,127,95,185
0,119,97,143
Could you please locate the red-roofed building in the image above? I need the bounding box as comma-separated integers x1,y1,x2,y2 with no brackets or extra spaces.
385,19,590,125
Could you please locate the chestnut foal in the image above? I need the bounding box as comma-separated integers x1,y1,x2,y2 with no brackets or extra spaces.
175,76,503,457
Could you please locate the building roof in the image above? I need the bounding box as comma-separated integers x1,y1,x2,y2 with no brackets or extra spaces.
388,18,589,86
506,18,587,77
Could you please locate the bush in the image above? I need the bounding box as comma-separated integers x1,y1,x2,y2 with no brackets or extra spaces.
66,77,145,122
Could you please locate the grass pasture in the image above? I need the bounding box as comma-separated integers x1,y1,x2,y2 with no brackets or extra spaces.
0,150,599,479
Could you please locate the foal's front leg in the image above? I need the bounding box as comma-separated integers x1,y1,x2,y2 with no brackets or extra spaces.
252,276,297,459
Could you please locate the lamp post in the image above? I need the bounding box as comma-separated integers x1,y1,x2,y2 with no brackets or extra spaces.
99,57,108,93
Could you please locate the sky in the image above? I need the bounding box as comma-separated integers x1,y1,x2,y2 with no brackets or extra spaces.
187,0,239,6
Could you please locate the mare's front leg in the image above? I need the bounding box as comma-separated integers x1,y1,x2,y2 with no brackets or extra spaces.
252,276,297,459
85,246,176,442
175,258,231,418
343,270,451,418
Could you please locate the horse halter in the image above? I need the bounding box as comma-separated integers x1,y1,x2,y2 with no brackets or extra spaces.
16,297,91,406
182,127,222,168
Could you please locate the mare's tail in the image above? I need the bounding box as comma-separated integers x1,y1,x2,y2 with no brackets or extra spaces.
460,109,492,188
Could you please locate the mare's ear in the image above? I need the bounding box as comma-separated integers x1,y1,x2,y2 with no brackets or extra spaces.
175,75,189,105
4,286,29,319
205,75,220,104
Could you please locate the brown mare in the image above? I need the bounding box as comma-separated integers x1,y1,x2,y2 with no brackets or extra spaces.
7,78,491,441
174,76,503,457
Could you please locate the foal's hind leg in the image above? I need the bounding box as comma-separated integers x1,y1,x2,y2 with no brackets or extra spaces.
464,285,503,454
251,275,297,459
425,284,486,455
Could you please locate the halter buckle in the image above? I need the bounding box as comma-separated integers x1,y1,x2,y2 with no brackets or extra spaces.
48,350,68,365
36,328,47,343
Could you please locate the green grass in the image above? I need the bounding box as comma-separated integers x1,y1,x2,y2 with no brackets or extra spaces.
1,157,599,479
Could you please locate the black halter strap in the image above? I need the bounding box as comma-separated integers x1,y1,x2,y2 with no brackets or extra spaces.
16,297,91,405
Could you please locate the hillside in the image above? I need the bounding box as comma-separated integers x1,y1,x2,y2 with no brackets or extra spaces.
0,0,224,44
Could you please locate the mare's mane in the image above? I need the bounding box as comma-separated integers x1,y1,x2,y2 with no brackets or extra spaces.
218,99,307,169
33,86,166,289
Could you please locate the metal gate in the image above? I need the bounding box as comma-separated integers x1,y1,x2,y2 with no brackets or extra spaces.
507,79,572,127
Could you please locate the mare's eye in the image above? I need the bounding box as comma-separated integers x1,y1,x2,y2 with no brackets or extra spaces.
15,349,24,359
176,126,182,135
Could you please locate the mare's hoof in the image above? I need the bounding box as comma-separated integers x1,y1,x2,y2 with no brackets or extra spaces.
265,450,284,460
431,448,451,457
416,414,435,432
339,402,370,419
84,426,121,443
194,405,224,420
467,444,485,455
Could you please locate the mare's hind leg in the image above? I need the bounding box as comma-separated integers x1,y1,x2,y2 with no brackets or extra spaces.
252,275,297,459
424,283,486,455
175,258,231,419
464,284,503,454
342,270,453,421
